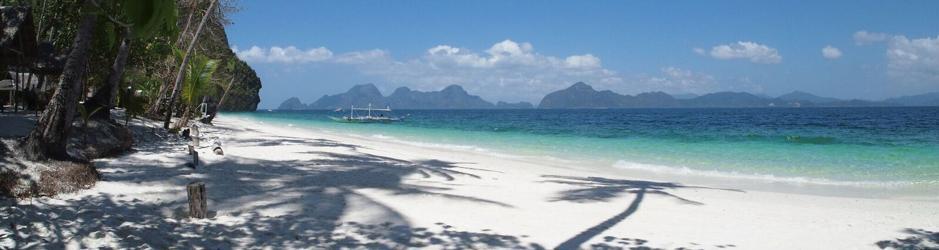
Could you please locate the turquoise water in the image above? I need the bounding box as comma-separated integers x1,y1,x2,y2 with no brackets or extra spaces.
227,108,939,187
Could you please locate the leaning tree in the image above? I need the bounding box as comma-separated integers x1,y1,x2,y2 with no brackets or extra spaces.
20,0,178,161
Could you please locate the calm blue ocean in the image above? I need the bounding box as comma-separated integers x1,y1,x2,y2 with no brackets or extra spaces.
227,107,939,187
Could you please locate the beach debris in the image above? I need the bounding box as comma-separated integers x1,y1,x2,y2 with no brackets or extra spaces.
190,124,201,147
187,181,207,218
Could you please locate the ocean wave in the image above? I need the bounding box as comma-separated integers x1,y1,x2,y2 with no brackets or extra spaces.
359,133,538,160
783,135,837,145
611,160,925,188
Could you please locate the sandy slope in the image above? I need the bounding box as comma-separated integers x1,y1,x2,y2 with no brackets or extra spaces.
2,114,937,249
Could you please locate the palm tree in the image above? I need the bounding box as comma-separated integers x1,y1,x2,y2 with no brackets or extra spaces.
163,0,218,129
174,53,218,129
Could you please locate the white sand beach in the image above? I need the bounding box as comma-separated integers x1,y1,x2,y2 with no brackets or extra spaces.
2,114,938,249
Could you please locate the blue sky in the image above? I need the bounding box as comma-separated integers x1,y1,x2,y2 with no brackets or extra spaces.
227,0,939,108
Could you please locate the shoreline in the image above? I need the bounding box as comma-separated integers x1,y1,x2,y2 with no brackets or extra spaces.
2,113,937,249
213,115,939,248
232,114,939,201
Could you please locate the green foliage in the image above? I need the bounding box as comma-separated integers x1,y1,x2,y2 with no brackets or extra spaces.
77,104,104,123
129,73,161,103
77,103,104,145
121,0,178,39
121,71,159,115
181,54,218,109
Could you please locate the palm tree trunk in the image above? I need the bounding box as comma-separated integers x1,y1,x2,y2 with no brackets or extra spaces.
175,105,193,130
20,9,98,161
148,0,196,118
163,0,217,129
554,187,647,250
87,27,133,120
216,75,236,111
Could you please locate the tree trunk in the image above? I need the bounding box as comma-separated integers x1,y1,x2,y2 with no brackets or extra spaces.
87,28,133,120
163,0,217,129
216,76,236,112
12,70,19,113
187,181,207,218
20,9,98,161
176,0,198,46
25,73,33,91
147,66,172,116
149,0,197,118
174,105,192,130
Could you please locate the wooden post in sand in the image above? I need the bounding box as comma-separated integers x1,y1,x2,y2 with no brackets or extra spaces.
189,124,200,167
187,181,207,218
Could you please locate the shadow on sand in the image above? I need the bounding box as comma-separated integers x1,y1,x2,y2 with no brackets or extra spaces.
1,134,540,249
875,228,939,249
543,175,743,250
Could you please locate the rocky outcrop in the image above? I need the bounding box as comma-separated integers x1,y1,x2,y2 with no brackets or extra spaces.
277,97,308,110
310,84,388,109
67,120,133,160
385,85,494,109
777,91,840,104
306,84,499,109
192,7,262,111
538,82,633,108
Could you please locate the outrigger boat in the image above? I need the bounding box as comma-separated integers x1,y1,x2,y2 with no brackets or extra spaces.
329,103,404,123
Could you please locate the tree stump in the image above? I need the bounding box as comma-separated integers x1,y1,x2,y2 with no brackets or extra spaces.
187,145,199,168
187,181,207,218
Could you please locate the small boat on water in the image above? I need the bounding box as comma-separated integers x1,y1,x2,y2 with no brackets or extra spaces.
329,103,405,123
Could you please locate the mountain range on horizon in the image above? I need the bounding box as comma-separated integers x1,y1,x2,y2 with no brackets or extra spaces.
277,82,939,110
278,84,534,110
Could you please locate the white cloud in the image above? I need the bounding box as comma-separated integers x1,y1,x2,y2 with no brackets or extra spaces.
821,45,842,59
707,41,782,64
853,30,888,45
339,39,621,102
234,45,333,63
334,49,391,64
638,67,719,94
235,40,741,102
564,54,602,69
692,47,706,55
886,35,939,85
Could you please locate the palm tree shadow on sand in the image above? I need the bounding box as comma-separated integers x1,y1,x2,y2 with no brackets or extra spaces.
2,135,537,249
875,228,939,249
542,175,743,250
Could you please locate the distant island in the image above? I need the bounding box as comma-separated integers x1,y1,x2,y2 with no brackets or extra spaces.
280,82,939,110
278,84,533,110
539,82,939,108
